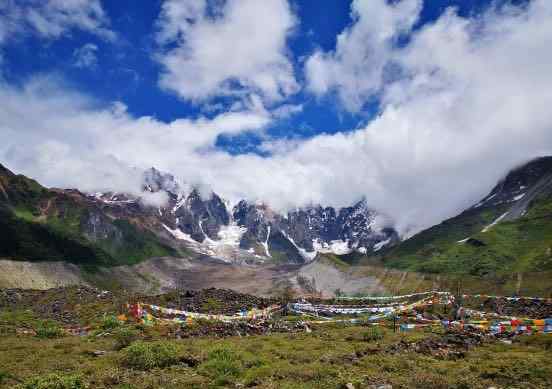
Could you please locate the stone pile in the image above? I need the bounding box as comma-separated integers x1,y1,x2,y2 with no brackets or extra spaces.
144,287,278,315
480,297,552,319
386,329,491,359
171,319,307,338
0,286,116,324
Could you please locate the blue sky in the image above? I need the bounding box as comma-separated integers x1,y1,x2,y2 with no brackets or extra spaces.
1,0,511,154
0,0,549,235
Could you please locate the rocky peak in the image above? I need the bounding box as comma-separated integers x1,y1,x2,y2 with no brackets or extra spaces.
174,189,230,242
475,156,552,210
143,167,180,195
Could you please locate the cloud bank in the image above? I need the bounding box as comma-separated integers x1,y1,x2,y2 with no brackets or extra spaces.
1,0,552,237
155,0,299,104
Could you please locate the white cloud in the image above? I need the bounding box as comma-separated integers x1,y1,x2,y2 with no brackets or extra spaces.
1,0,552,240
0,75,272,201
305,0,422,112
155,0,299,104
302,0,552,233
73,43,98,68
0,0,115,46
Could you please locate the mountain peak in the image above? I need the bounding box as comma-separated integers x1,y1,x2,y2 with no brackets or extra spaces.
142,167,180,195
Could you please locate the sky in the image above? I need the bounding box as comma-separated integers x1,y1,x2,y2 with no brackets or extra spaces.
0,0,551,236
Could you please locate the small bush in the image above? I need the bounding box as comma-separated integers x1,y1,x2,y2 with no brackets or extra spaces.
35,320,64,339
0,371,13,384
362,327,384,342
100,315,120,331
121,341,180,370
199,347,244,386
18,373,86,389
113,327,139,350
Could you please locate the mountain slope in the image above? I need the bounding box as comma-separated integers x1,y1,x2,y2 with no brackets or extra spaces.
0,163,397,266
376,157,552,276
0,164,178,266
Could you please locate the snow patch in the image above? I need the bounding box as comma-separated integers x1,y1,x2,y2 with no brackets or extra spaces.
373,238,391,252
482,212,509,233
172,195,187,213
512,193,526,201
162,224,197,243
216,224,247,247
474,193,497,208
282,232,317,261
163,223,253,263
313,239,352,255
261,226,271,257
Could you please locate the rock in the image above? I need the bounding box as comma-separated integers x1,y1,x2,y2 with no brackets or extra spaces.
85,350,107,357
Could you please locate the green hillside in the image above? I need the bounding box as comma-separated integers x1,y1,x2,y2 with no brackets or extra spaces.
374,188,552,277
0,164,177,266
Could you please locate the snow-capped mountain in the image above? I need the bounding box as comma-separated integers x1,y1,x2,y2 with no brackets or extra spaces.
95,167,398,263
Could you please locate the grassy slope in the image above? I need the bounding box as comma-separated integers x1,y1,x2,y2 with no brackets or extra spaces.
0,165,177,267
371,194,552,278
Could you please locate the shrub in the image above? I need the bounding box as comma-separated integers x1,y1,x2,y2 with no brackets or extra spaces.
0,371,13,384
199,347,244,386
121,341,180,370
100,315,120,331
35,320,64,339
18,373,86,389
113,327,139,350
362,327,384,342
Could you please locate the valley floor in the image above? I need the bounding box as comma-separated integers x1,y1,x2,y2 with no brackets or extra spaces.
1,324,551,389
0,286,551,388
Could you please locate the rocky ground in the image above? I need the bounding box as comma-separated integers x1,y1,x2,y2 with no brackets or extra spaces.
473,296,552,319
0,286,281,325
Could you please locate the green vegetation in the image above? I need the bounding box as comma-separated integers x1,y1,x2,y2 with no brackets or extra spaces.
0,321,551,388
121,341,181,370
0,204,112,265
18,373,86,389
362,326,384,342
319,253,350,270
35,320,64,339
198,347,248,386
0,163,178,267
100,316,121,331
0,285,550,389
112,327,139,351
369,194,552,279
